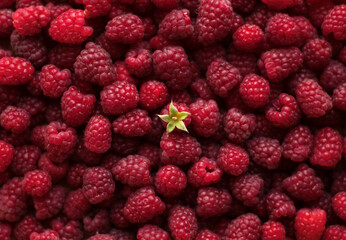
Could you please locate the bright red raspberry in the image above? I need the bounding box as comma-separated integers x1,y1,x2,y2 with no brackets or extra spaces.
124,186,165,223
112,155,151,187
266,191,296,220
125,47,152,78
323,225,346,240
13,215,43,240
282,125,313,162
333,83,346,111
49,9,93,44
151,0,179,9
196,187,232,217
137,225,169,240
169,205,198,240
155,165,187,197
51,217,83,240
158,9,193,40
48,44,82,70
258,47,303,82
0,106,30,134
217,143,249,176
310,127,342,168
296,79,332,118
13,6,50,36
39,64,71,98
160,132,201,165
261,221,286,240
0,57,34,85
64,189,91,220
100,81,139,115
139,80,168,111
322,5,346,40
320,60,346,92
0,9,13,38
22,170,51,197
303,38,332,71
30,229,59,240
112,109,151,137
224,213,261,240
83,0,111,18
188,157,222,187
332,192,346,221
84,115,112,154
196,0,233,45
247,137,282,170
239,74,270,108
294,208,327,240
0,140,14,173
230,174,264,206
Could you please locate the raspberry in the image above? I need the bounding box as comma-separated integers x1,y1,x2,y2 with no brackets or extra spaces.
95,34,127,61
190,78,216,101
294,208,327,240
49,9,93,44
266,191,296,220
308,1,334,28
13,215,43,240
293,16,318,47
45,3,71,21
188,157,222,187
332,192,346,221
168,205,198,240
137,144,160,168
230,174,264,206
333,83,346,111
0,140,14,173
224,213,261,240
262,0,301,10
322,5,346,40
12,6,50,36
227,49,259,78
33,186,66,220
303,38,332,71
0,222,11,240
100,81,139,115
113,61,137,85
137,225,169,240
51,217,83,240
112,155,151,187
217,143,249,176
155,165,187,197
261,221,286,240
48,44,82,70
310,127,342,168
45,102,63,123
339,46,346,64
323,225,346,240
0,57,34,85
83,209,110,235
39,64,71,98
296,79,333,118
139,80,168,111
106,14,144,44
124,186,165,223
151,0,179,9
0,106,30,134
30,229,59,240
0,9,13,38
38,153,68,183
196,0,233,45
112,135,140,156
83,0,111,18
67,164,87,189
160,132,201,165
22,170,51,197
258,47,303,83
64,189,91,220
282,125,313,162
112,109,151,137
195,230,219,240
196,187,232,217
84,115,112,154
87,234,115,240
16,96,45,117
239,74,270,108
110,201,130,229
320,60,346,92
125,47,152,78
152,46,191,90
247,137,282,170
331,169,346,195
193,44,226,72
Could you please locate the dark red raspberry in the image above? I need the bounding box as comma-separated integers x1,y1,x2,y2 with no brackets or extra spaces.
308,1,334,28
333,83,346,111
30,229,59,240
45,102,63,123
84,115,112,154
310,127,342,168
339,46,346,64
296,79,333,118
322,5,346,40
239,74,270,108
38,153,68,183
112,109,151,137
190,78,216,101
137,144,161,168
0,140,14,173
48,44,82,70
0,57,34,85
112,155,151,187
282,125,313,162
39,64,71,98
110,201,130,229
323,225,346,240
64,189,91,220
231,0,256,13
194,229,219,240
293,16,318,47
193,44,226,72
137,224,169,240
261,220,286,240
51,217,83,240
49,9,93,44
247,137,282,170
266,191,296,220
331,169,346,195
230,174,264,206
139,80,168,111
263,0,301,10
0,223,11,240
294,208,327,240
0,9,13,38
245,4,275,30
224,213,261,240
113,61,137,85
22,170,51,197
332,192,346,221
125,47,152,78
112,135,140,156
16,96,45,118
124,186,165,223
196,0,233,45
158,9,193,40
320,60,346,92
169,205,197,240
217,143,249,176
258,47,303,83
67,164,87,189
83,0,111,18
83,208,110,235
160,132,201,165
100,81,139,115
45,3,71,21
0,106,30,134
151,0,179,9
196,187,231,217
13,215,43,240
74,137,102,165
303,38,332,71
227,49,259,78
95,34,127,61
87,234,115,240
188,157,222,187
155,165,187,197
153,46,191,90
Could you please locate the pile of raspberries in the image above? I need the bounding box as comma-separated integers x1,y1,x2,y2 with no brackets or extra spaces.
0,0,346,239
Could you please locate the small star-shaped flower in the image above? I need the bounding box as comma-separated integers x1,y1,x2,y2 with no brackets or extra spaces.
158,101,190,134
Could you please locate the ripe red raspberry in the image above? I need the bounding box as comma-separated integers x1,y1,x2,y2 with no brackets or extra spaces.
230,174,264,206
333,83,346,111
310,127,342,168
239,74,270,108
137,144,160,168
227,49,259,78
45,3,71,21
188,157,222,187
196,187,231,217
224,213,261,240
13,6,50,36
124,186,165,223
160,132,201,165
193,44,226,72
0,106,30,134
110,201,130,229
22,170,52,197
296,79,332,118
48,44,82,70
320,60,346,91
83,209,110,235
323,225,346,240
64,189,91,220
282,125,313,162
112,155,151,187
83,0,111,18
0,140,14,173
0,9,13,38
194,229,219,240
151,0,179,9
331,169,346,195
332,192,346,221
106,14,144,44
30,229,59,240
100,81,139,115
0,57,34,85
137,224,169,240
112,134,140,156
190,78,216,101
13,215,43,240
112,109,151,137
152,46,191,90
95,34,126,61
245,4,275,29
258,47,303,82
247,137,282,170
84,115,112,154
38,153,68,183
308,1,334,28
51,217,83,240
49,9,93,44
232,0,256,13
139,80,168,111
217,143,249,176
322,5,346,40
293,16,318,47
33,186,66,220
261,221,286,240
303,38,332,71
113,61,137,85
169,205,198,240
0,177,28,222
87,234,115,240
155,165,187,197
266,191,296,220
125,47,152,78
39,64,71,98
67,164,87,189
196,0,233,45
294,208,327,240
158,9,193,40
